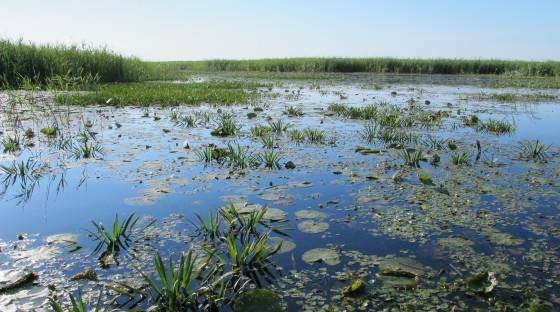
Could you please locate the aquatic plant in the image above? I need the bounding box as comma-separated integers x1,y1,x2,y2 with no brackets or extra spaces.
422,136,447,151
194,111,211,125
260,150,282,169
261,136,274,149
268,119,288,133
250,125,272,138
88,213,140,257
378,128,418,145
451,151,471,166
517,140,550,162
225,144,257,170
192,212,222,241
50,289,105,312
400,148,424,168
71,131,103,159
328,103,347,115
211,115,239,137
289,129,305,143
477,119,514,135
303,128,325,144
360,122,379,143
138,251,225,311
285,106,303,117
178,115,197,128
1,136,20,153
0,158,46,188
196,147,215,163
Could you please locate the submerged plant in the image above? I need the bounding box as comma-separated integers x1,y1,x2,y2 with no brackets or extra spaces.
260,150,282,169
517,140,550,162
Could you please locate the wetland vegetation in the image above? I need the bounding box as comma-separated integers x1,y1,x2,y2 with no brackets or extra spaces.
1,40,560,311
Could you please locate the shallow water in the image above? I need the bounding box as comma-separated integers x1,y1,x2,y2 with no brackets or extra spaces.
1,74,559,311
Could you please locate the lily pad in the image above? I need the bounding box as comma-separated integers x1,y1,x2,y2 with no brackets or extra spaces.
295,210,327,220
342,279,365,296
378,257,425,278
302,248,340,266
233,289,285,312
297,220,329,234
267,237,296,254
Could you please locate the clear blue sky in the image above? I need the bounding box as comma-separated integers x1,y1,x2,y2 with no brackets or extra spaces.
0,0,558,61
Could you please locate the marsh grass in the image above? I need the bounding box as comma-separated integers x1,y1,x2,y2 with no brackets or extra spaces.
361,122,379,143
88,213,142,258
260,150,282,169
378,128,419,145
0,39,146,89
289,129,305,143
50,289,104,312
71,131,103,159
1,136,20,153
479,92,556,102
225,143,258,169
517,140,550,162
55,82,265,106
192,212,222,240
261,136,274,149
268,119,288,133
400,148,425,168
303,128,325,144
328,103,347,115
422,136,448,151
250,125,272,138
211,115,239,137
477,119,515,135
451,151,471,166
158,58,560,76
285,106,303,117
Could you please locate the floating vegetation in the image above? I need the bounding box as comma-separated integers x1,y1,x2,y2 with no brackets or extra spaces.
477,119,515,135
40,127,57,137
517,140,550,162
301,247,340,266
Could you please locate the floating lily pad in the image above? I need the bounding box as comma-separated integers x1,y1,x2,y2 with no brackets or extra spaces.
378,257,425,278
267,237,296,254
233,289,285,312
295,210,327,220
302,248,340,266
297,220,329,234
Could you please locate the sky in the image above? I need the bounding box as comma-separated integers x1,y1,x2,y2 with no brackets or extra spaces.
0,0,559,61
